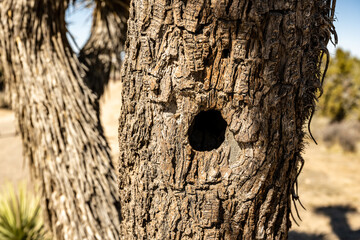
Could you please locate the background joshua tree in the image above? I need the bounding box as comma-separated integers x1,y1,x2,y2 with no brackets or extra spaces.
118,0,336,239
76,0,129,97
0,0,128,239
0,65,8,108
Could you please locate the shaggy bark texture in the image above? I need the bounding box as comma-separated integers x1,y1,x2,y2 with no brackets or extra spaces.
119,0,336,239
0,1,121,239
78,0,129,97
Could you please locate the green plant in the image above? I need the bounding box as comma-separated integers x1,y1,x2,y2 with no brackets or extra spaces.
319,48,360,121
0,183,48,240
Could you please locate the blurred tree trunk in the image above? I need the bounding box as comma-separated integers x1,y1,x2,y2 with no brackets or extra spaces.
119,0,336,239
0,0,123,239
0,65,9,108
78,0,129,97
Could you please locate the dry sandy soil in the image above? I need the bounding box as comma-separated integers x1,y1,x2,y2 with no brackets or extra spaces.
1,80,359,240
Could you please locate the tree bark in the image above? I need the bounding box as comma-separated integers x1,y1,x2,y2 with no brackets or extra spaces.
119,0,336,239
0,64,8,108
78,0,129,97
0,1,121,239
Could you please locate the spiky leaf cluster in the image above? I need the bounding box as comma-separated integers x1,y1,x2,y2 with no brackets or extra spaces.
0,183,49,240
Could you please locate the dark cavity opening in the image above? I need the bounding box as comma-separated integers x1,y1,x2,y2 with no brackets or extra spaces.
222,49,230,58
188,110,227,151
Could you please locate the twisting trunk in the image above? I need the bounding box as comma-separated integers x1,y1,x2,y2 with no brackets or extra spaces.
78,0,129,97
0,1,121,239
119,0,336,239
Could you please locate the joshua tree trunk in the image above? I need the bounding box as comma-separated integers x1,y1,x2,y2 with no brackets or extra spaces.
78,0,129,97
0,1,121,239
119,0,336,239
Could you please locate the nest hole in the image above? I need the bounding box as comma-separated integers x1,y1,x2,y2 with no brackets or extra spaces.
188,110,227,151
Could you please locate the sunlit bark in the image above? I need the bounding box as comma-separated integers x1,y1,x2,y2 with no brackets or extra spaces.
0,1,121,239
119,0,336,239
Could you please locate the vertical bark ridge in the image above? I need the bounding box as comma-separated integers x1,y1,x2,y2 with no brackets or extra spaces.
0,1,121,239
119,0,336,238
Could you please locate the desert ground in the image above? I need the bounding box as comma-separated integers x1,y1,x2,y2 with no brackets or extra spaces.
1,80,359,240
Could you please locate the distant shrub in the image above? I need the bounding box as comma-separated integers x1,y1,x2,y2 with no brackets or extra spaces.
322,120,360,152
319,49,360,122
0,183,49,240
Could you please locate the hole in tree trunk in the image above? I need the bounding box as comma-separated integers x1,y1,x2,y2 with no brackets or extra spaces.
188,110,227,151
222,49,230,58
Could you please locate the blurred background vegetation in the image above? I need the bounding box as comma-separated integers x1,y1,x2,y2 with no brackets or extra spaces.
315,48,360,152
319,48,360,122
